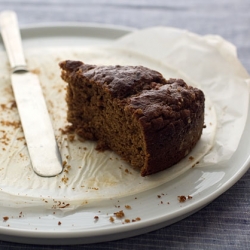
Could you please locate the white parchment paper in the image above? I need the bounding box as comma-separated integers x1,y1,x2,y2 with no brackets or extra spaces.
0,27,248,210
117,27,250,165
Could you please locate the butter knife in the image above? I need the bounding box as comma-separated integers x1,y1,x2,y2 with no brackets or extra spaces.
0,11,62,177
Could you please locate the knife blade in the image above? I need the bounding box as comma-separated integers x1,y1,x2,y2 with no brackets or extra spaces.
0,11,62,177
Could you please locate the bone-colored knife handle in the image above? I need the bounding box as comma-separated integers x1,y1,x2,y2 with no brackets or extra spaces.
0,11,27,72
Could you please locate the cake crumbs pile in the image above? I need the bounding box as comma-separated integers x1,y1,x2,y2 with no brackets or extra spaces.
178,195,193,203
114,210,125,218
3,216,9,222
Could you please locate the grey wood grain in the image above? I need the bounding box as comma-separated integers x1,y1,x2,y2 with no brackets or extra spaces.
0,0,249,71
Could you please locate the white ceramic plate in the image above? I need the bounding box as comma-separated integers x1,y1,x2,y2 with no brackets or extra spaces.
0,23,250,245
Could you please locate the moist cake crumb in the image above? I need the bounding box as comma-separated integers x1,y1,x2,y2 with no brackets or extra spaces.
178,195,187,203
114,210,125,218
60,61,205,176
3,216,9,222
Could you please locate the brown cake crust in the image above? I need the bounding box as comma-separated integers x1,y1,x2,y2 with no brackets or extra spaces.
60,60,205,176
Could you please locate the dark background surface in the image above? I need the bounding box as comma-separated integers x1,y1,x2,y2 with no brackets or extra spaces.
0,1,250,249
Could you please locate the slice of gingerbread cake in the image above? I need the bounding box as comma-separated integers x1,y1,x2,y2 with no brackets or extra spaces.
59,60,205,176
